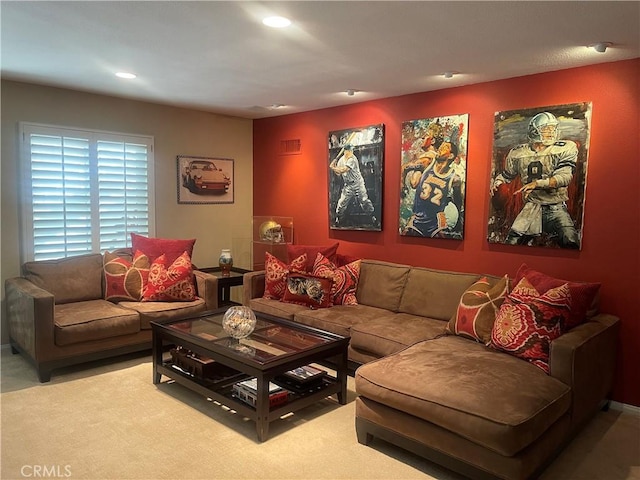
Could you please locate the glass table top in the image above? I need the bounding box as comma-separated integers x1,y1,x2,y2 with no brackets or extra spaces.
165,312,336,364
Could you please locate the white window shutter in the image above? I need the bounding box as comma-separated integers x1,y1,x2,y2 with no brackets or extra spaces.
20,123,154,262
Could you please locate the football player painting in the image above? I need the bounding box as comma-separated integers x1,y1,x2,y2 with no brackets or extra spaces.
488,103,592,249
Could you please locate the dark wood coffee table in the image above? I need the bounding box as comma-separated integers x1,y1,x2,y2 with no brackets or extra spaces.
151,308,349,441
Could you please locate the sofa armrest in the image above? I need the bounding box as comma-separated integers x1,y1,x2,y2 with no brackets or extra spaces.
5,277,56,361
243,270,265,306
193,270,219,310
549,313,620,429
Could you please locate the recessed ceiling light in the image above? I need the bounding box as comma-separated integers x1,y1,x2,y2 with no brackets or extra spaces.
588,42,612,53
115,72,137,79
346,89,357,96
262,16,291,28
443,71,457,79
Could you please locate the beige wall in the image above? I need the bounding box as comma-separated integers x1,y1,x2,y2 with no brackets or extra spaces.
1,80,254,344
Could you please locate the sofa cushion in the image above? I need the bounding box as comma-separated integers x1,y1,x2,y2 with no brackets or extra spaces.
119,298,206,329
355,335,571,457
312,254,361,305
248,297,308,321
263,252,307,300
131,233,196,264
293,304,389,338
356,260,410,312
515,264,600,331
350,313,446,358
399,267,480,320
282,272,333,308
104,250,150,302
23,253,104,304
54,300,140,346
142,252,196,302
287,243,339,272
445,275,509,344
490,277,570,374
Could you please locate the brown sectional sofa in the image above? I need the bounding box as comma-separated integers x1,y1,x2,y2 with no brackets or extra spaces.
243,259,620,480
5,250,219,382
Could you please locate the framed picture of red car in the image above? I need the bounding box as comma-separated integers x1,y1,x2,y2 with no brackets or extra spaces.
177,155,234,204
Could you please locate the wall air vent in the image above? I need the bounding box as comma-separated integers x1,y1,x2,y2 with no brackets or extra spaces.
279,138,302,155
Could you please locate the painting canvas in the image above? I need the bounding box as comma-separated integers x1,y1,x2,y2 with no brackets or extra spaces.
488,102,592,249
328,124,384,231
177,155,234,204
399,114,468,239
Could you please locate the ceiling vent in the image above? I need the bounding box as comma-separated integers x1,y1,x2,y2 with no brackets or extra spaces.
279,138,302,155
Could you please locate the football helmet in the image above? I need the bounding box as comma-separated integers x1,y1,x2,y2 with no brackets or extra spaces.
528,112,559,146
259,221,284,243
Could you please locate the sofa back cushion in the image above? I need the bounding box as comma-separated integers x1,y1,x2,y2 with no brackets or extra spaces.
356,260,410,312
399,267,480,320
22,253,104,304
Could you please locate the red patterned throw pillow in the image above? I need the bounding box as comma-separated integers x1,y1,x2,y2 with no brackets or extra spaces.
282,272,333,309
312,253,361,305
104,250,150,302
446,275,509,344
263,252,308,300
287,243,339,272
490,277,571,374
142,251,196,302
515,264,600,331
131,233,196,264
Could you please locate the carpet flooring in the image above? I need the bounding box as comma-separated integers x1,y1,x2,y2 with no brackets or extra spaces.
1,347,638,480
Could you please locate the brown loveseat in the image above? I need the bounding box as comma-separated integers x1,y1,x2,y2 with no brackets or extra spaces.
5,250,219,382
243,259,619,480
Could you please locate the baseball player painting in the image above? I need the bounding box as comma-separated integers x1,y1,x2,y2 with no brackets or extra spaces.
328,125,383,231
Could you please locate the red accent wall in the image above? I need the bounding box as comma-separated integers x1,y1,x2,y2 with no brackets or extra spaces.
254,59,640,407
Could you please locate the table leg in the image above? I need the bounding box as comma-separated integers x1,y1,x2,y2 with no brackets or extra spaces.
255,375,270,442
337,349,348,405
219,285,231,305
152,331,163,384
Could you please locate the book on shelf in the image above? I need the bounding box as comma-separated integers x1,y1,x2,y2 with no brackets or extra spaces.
233,378,289,408
274,365,328,393
282,365,326,384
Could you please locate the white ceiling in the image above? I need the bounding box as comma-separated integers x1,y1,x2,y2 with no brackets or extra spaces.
2,1,639,119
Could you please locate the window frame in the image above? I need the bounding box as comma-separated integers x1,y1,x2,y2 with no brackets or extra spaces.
18,122,156,263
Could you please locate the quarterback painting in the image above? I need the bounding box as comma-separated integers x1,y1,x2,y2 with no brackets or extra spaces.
488,103,592,249
328,124,384,231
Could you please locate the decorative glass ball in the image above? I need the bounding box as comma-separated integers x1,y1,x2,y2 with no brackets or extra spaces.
222,306,257,339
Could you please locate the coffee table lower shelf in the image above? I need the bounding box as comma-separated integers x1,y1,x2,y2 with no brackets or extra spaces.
156,361,343,438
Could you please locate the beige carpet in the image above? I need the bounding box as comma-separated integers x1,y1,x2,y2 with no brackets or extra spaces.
1,348,638,480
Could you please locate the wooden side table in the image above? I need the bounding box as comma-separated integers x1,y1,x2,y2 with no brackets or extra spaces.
197,267,252,306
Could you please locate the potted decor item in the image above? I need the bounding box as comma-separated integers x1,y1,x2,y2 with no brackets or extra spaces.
219,249,233,276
